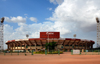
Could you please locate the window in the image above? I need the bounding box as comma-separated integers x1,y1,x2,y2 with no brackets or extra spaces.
22,45,25,47
37,45,40,46
31,45,35,46
65,45,69,46
0,46,1,48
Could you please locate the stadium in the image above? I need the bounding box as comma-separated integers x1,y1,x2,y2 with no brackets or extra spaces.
6,32,95,52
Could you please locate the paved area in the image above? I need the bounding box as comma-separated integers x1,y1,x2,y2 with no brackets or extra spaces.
0,52,100,64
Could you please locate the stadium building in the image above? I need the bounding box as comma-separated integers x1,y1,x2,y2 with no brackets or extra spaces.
6,32,95,52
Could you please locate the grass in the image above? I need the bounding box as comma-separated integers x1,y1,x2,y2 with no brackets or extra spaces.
33,50,63,54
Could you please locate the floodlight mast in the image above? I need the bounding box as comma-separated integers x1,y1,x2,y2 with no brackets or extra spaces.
96,17,100,48
1,17,4,23
96,17,99,23
73,34,76,38
0,17,4,51
26,34,29,38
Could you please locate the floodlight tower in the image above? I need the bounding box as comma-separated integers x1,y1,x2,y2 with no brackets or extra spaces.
0,17,4,51
96,17,100,48
26,34,29,38
73,34,76,38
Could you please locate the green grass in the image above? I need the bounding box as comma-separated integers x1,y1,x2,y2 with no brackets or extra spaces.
34,51,45,54
33,51,63,54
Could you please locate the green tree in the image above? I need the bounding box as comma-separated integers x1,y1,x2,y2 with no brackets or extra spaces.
45,42,57,51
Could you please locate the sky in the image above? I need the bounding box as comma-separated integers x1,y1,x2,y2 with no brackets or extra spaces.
0,0,100,49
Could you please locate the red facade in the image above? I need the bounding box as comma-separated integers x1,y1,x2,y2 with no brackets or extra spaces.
40,32,60,38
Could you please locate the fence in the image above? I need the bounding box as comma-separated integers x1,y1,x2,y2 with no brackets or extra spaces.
2,50,33,56
71,49,100,55
0,50,61,56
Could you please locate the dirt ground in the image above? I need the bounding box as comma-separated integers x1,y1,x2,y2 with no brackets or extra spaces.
0,52,100,64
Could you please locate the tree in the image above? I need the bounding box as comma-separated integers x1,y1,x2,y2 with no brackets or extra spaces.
45,42,57,51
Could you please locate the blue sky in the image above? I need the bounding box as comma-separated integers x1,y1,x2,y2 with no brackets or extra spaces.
0,0,57,28
0,0,100,49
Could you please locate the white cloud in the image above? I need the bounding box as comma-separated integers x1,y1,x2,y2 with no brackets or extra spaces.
5,16,26,23
49,0,64,5
47,0,100,32
48,8,52,11
24,14,28,15
30,17,37,22
56,0,64,4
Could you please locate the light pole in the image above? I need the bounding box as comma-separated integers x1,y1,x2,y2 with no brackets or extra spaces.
0,17,4,51
73,34,76,49
85,42,88,52
25,34,29,53
47,32,49,52
96,17,100,48
86,43,87,50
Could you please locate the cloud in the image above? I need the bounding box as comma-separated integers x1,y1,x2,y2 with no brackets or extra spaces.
5,16,26,23
48,8,52,11
49,0,64,5
24,14,28,15
47,0,100,32
30,17,38,22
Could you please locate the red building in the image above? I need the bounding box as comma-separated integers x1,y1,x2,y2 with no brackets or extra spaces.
6,32,95,52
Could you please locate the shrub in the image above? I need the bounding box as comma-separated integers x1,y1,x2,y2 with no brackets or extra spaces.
47,51,63,54
34,51,45,54
94,50,98,52
33,50,63,54
25,53,27,56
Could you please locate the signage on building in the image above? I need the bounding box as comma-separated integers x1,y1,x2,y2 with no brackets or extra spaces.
73,50,80,54
46,32,54,34
40,32,60,38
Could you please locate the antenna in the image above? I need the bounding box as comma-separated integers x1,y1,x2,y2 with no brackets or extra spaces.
0,17,4,51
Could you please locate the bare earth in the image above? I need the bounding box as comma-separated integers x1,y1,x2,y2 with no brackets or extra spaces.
0,52,100,64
